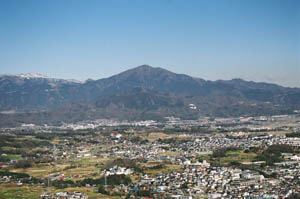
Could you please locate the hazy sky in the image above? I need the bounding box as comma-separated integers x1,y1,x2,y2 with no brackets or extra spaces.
0,0,299,87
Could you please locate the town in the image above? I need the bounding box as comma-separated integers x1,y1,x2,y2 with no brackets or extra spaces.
0,113,300,198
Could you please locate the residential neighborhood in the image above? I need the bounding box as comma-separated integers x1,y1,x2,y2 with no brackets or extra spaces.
0,114,300,198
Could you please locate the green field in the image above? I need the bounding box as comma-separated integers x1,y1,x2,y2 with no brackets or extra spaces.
218,150,257,166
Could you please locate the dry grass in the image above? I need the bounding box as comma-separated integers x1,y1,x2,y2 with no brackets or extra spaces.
0,184,45,199
10,165,53,178
0,183,123,199
9,157,109,179
145,132,172,142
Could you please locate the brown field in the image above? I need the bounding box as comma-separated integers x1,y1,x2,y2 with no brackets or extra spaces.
0,184,123,199
142,162,182,175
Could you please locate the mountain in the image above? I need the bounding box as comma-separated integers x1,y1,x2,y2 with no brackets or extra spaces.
0,65,300,126
0,74,83,112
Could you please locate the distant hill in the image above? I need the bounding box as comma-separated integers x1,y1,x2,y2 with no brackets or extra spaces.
0,65,300,126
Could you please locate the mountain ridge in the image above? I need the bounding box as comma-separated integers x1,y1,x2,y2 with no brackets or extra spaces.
0,65,300,126
2,66,298,89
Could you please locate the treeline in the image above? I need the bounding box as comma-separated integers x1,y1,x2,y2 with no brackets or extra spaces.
0,129,98,142
286,132,300,138
36,130,96,139
0,170,132,189
256,144,294,166
163,126,212,134
0,134,51,148
9,140,51,148
0,171,29,178
82,174,132,186
0,148,23,155
0,171,43,184
130,136,149,144
52,174,132,189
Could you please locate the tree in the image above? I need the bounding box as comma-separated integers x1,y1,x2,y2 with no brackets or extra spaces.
98,184,108,194
136,190,151,197
212,148,226,158
15,160,32,169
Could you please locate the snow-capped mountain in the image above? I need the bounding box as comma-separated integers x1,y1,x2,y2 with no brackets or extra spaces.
0,73,82,84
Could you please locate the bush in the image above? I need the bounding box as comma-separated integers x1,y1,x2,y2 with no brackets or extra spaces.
286,132,300,138
212,148,226,158
15,160,32,169
0,171,30,178
229,161,241,167
0,156,10,162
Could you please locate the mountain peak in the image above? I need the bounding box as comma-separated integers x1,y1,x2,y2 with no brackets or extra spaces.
130,64,163,73
128,64,174,74
136,64,153,69
112,65,173,79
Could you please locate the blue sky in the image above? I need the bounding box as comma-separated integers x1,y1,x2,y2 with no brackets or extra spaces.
0,0,299,87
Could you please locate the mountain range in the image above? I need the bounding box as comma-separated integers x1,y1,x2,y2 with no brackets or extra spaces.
1,65,300,127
